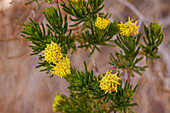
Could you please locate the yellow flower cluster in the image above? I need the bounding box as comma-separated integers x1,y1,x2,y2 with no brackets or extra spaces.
72,0,79,2
42,41,62,63
42,41,71,77
99,70,121,93
119,17,139,37
95,14,110,29
52,94,65,112
50,56,71,77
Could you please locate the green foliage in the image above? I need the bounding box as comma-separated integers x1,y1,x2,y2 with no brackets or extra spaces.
110,80,138,113
21,18,47,56
53,93,95,113
21,5,76,74
43,6,67,35
109,33,149,76
79,19,119,56
64,62,138,113
65,62,105,99
43,6,77,54
61,0,105,27
109,23,164,76
114,34,141,62
140,22,164,62
21,5,76,55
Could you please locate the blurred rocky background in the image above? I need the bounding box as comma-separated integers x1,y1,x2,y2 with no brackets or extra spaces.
0,0,170,113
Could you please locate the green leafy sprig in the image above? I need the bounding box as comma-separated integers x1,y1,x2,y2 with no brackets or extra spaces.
21,5,76,74
65,62,104,99
79,19,119,56
63,61,138,113
53,93,95,113
110,80,138,113
140,22,164,62
109,33,149,76
61,0,105,27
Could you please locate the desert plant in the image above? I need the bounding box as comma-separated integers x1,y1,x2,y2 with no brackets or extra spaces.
21,0,164,112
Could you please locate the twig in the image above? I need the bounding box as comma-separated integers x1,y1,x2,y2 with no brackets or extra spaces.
31,8,36,19
88,48,99,75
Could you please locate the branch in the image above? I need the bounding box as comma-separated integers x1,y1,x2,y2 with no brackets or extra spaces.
88,48,99,75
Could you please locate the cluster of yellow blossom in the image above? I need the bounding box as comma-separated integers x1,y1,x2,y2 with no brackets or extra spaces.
52,94,65,112
42,41,71,77
50,56,71,77
99,70,121,93
95,14,110,29
72,0,79,2
47,0,52,3
42,41,62,63
119,17,139,37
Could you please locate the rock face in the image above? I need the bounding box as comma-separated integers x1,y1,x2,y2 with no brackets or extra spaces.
0,0,170,113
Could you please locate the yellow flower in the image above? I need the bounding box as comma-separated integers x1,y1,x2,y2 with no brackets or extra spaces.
42,41,71,77
72,0,79,2
50,56,71,77
95,14,110,29
52,94,65,112
99,70,121,93
47,0,52,3
42,41,62,64
119,17,139,37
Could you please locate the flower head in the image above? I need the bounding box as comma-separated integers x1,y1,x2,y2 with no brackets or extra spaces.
72,0,79,2
52,94,65,112
99,70,121,93
47,0,52,3
95,14,110,29
42,41,62,63
42,41,71,77
119,17,139,37
50,56,71,77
